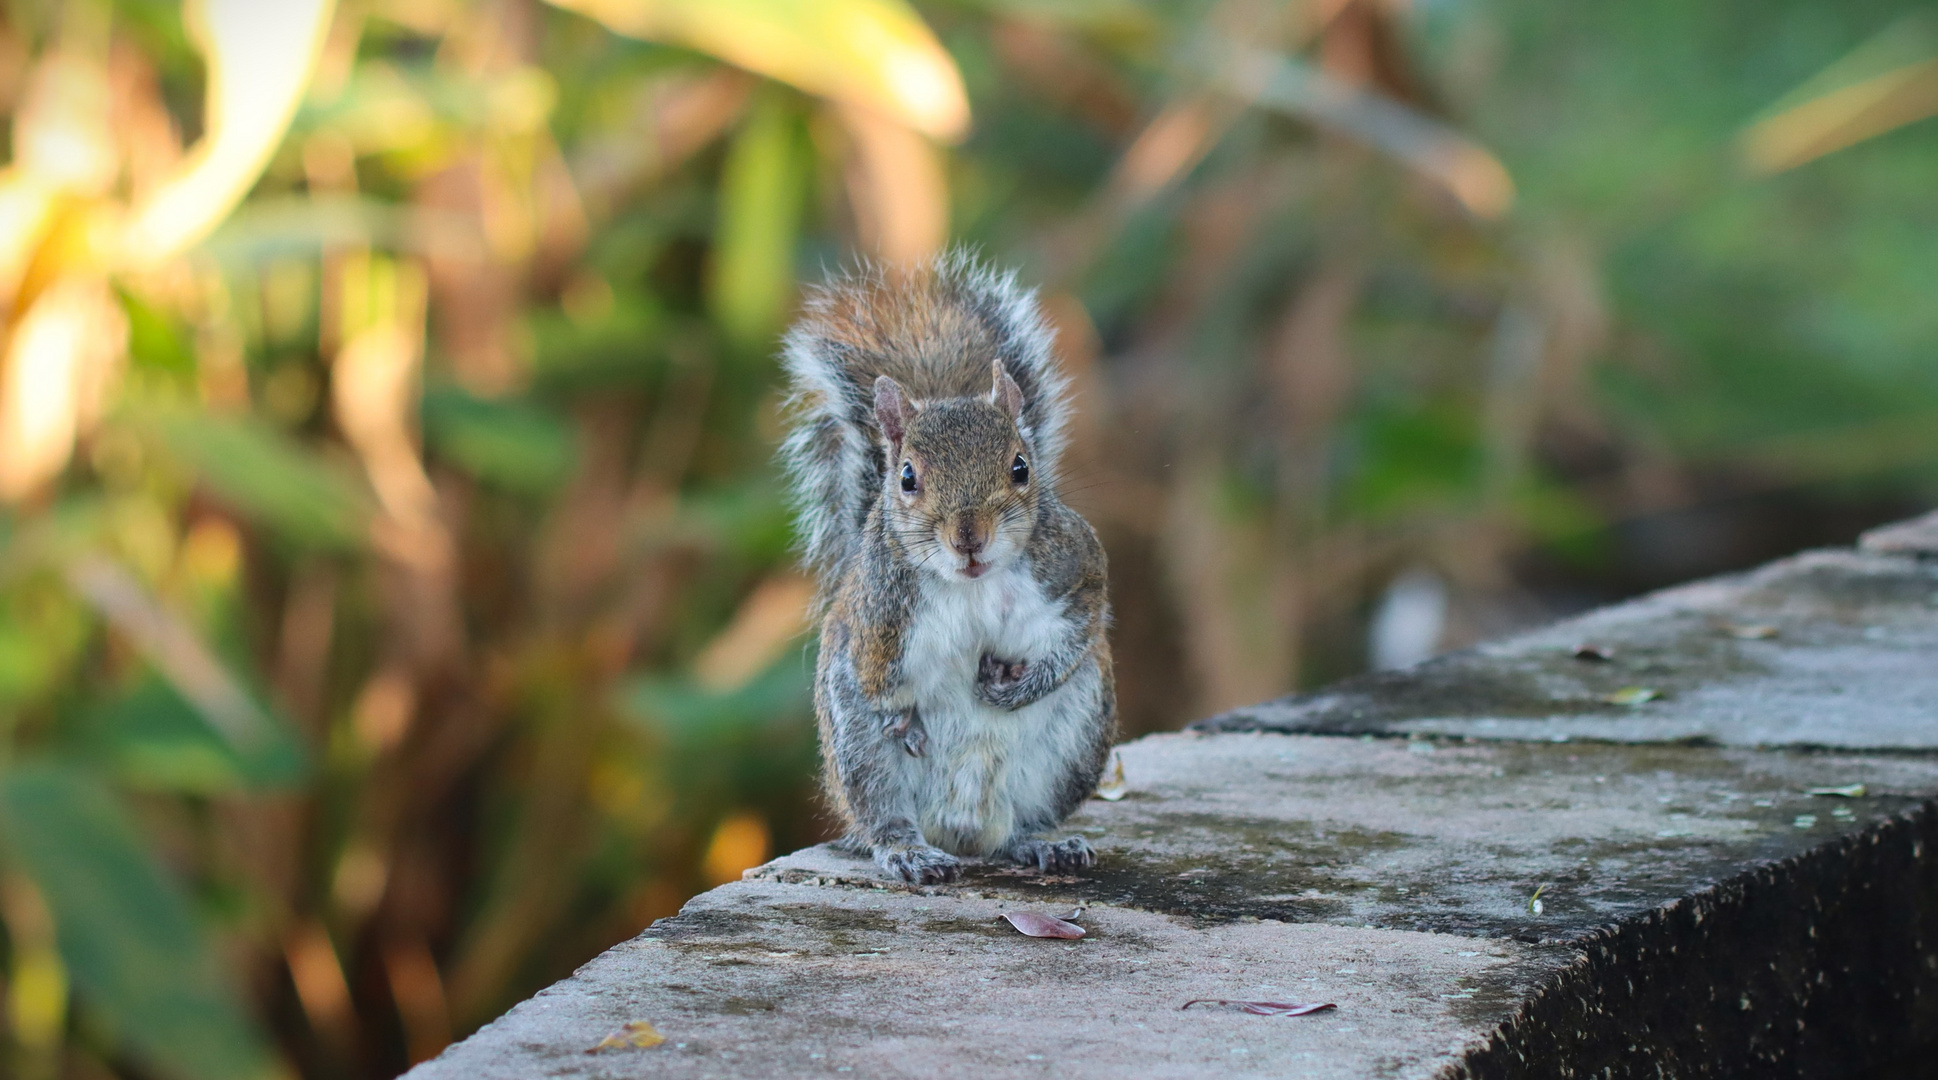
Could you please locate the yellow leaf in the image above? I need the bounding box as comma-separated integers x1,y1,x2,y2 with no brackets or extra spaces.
545,0,969,141
121,0,337,264
1739,16,1938,175
0,170,60,304
1740,59,1938,174
0,276,125,501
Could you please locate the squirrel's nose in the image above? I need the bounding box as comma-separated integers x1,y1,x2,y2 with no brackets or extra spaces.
952,517,985,557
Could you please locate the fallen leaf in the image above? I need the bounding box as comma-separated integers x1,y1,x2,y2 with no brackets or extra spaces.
1721,623,1778,640
588,1020,665,1052
1180,999,1336,1016
1571,643,1613,661
1602,686,1659,706
998,911,1085,939
1094,751,1127,801
1807,784,1866,798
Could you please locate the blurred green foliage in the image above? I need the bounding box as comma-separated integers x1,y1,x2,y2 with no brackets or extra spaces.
0,1,1932,1078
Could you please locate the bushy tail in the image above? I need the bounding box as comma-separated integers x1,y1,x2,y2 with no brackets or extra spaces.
778,251,1069,589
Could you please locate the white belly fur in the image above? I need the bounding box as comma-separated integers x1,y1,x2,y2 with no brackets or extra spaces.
889,561,1098,856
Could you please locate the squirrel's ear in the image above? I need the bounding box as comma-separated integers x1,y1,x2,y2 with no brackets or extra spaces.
874,376,914,450
989,360,1023,421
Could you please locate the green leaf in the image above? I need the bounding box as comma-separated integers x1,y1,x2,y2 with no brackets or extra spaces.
619,653,811,743
708,92,809,351
117,288,196,381
525,293,669,391
82,677,308,794
422,386,577,495
0,590,90,707
0,765,273,1080
137,409,371,550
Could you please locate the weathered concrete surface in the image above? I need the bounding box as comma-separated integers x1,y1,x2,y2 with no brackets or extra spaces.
411,877,1556,1080
1862,509,1938,556
408,524,1938,1080
1199,549,1938,748
766,735,1938,942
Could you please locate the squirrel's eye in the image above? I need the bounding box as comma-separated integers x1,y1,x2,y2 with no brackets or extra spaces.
900,461,917,493
1010,455,1029,485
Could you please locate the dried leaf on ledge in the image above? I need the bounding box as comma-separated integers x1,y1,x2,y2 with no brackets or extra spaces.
588,1020,665,1052
998,911,1085,939
1094,751,1127,801
1180,999,1337,1016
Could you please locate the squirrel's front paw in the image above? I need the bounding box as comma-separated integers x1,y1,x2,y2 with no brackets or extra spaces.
1001,836,1095,873
975,654,1031,708
877,844,960,884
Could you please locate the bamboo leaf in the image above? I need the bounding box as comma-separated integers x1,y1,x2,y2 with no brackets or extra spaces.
121,0,338,264
0,765,272,1080
708,93,809,350
422,386,576,495
136,409,372,551
545,0,968,140
85,677,307,794
1739,15,1938,174
1221,47,1515,220
65,557,285,757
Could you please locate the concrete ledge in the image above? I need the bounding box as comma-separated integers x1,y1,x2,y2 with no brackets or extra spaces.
1200,548,1938,749
1862,509,1938,557
407,519,1938,1078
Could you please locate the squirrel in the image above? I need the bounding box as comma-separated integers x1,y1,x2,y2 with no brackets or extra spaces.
779,252,1116,885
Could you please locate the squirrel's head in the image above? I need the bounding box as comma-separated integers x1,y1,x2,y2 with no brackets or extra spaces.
874,361,1036,581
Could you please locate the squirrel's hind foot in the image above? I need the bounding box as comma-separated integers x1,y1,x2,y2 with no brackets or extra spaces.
877,843,961,884
1000,836,1095,873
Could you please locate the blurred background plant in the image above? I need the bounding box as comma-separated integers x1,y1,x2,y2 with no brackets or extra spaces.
0,0,1933,1076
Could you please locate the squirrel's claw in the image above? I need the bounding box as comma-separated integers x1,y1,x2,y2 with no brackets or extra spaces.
1001,836,1095,873
978,653,1027,686
976,654,1034,709
883,712,926,757
878,844,960,884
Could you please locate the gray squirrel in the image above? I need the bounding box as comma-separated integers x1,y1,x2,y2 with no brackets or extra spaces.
779,252,1116,885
